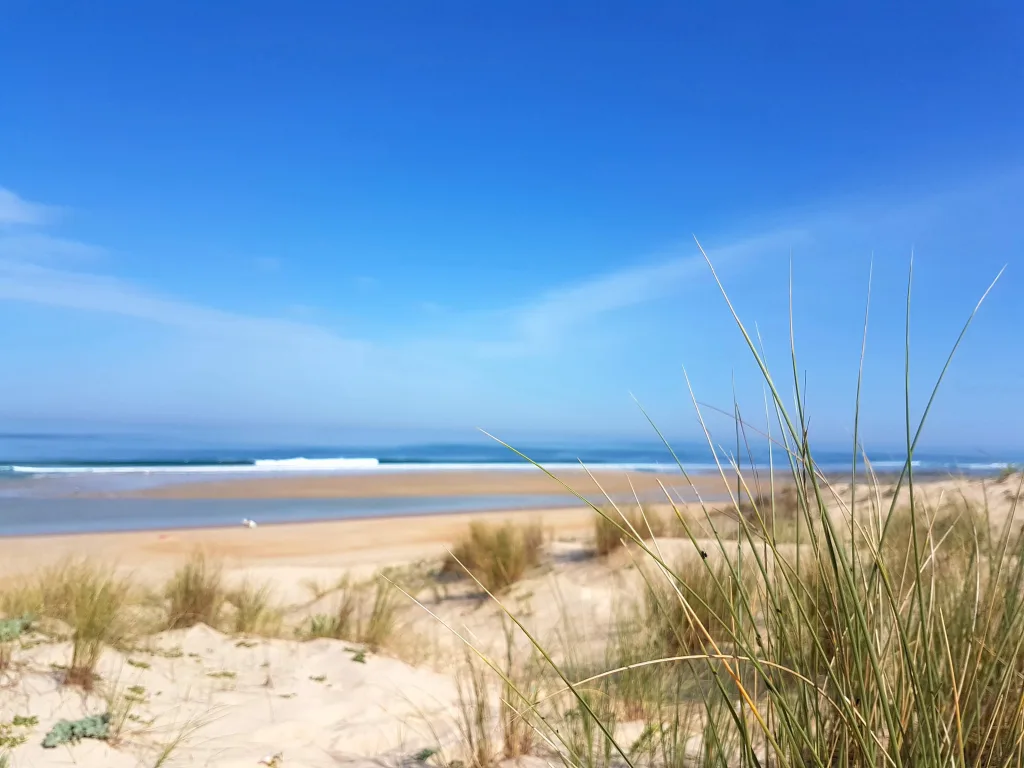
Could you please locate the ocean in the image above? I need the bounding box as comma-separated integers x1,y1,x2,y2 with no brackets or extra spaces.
0,431,1018,535
0,431,1018,479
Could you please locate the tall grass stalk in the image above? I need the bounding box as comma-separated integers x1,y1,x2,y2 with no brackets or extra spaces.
440,253,1018,767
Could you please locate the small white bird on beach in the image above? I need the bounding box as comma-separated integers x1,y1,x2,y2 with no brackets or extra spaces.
241,518,258,529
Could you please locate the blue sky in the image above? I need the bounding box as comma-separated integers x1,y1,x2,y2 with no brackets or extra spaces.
1,2,1023,451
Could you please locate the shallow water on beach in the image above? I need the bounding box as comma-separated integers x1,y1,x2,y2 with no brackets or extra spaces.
0,494,584,536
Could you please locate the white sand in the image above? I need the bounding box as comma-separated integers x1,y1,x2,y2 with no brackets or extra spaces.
1,474,1017,767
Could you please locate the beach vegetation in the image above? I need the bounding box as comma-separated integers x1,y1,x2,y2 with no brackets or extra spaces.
436,254,1022,767
102,675,150,745
453,650,496,768
997,463,1019,482
163,553,223,630
5,560,135,689
41,714,111,748
225,579,281,635
592,504,686,555
442,520,544,593
299,576,401,650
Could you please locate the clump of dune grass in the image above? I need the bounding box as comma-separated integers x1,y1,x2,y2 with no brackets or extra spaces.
225,580,280,636
36,561,134,689
439,252,1021,766
164,553,223,630
74,579,130,687
442,520,544,593
3,561,136,687
593,506,648,556
0,561,133,688
592,504,686,555
300,576,401,650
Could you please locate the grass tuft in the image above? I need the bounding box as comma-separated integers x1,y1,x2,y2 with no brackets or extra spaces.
63,564,133,689
300,576,401,650
164,553,223,630
225,580,280,636
442,521,544,593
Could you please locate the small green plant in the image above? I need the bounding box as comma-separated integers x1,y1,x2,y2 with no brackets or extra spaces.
0,714,37,751
126,658,150,669
442,520,544,593
164,553,223,629
413,747,438,762
41,714,110,748
0,615,31,671
303,613,341,639
299,577,401,650
308,674,326,683
350,649,367,663
103,678,149,745
206,670,236,679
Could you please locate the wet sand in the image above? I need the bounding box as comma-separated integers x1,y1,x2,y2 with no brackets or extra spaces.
127,467,730,500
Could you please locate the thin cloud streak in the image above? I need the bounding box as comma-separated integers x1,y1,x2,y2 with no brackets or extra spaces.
0,187,53,227
0,259,370,356
0,182,808,364
503,228,810,350
0,233,105,263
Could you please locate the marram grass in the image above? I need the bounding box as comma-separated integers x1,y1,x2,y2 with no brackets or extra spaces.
428,252,1022,768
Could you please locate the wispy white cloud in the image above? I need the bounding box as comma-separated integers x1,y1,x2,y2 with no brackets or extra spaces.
494,228,809,354
0,233,105,263
0,184,811,367
0,187,53,227
0,259,370,356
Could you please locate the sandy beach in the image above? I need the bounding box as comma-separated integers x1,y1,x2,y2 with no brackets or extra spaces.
1,472,1017,767
0,504,598,581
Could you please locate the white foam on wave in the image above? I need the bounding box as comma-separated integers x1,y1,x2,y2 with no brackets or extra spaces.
252,457,380,471
6,459,682,475
8,457,380,474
